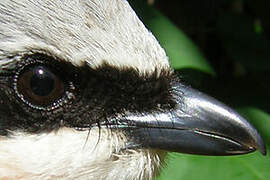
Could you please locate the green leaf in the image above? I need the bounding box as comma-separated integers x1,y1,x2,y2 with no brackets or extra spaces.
157,107,270,180
157,152,270,180
129,1,215,75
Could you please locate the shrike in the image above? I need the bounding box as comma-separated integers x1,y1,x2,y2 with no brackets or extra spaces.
0,0,266,179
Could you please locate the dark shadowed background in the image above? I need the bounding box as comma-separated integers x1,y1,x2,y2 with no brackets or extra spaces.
129,0,270,179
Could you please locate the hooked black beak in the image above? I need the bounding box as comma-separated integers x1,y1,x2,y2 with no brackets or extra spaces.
118,83,266,156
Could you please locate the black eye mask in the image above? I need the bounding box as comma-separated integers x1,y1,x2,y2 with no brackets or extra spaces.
0,53,174,136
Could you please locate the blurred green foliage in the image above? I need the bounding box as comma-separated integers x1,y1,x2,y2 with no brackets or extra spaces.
130,0,270,180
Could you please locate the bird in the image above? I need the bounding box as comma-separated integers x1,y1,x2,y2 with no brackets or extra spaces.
0,0,266,179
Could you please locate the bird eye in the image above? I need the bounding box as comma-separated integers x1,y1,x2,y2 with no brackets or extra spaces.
16,64,65,107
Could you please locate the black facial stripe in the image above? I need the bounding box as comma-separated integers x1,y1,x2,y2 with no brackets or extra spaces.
0,53,176,136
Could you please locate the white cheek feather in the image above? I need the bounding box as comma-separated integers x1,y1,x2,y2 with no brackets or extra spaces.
0,128,163,180
0,0,170,75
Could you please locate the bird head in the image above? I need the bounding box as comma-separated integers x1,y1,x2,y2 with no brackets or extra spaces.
0,0,266,179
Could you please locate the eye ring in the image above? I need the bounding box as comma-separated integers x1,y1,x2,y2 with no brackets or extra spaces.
13,55,76,111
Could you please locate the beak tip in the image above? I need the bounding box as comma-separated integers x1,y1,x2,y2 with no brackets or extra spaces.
251,131,267,156
257,141,267,156
261,150,267,156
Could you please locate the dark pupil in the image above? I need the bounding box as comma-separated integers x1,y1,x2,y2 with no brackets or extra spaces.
30,66,55,96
